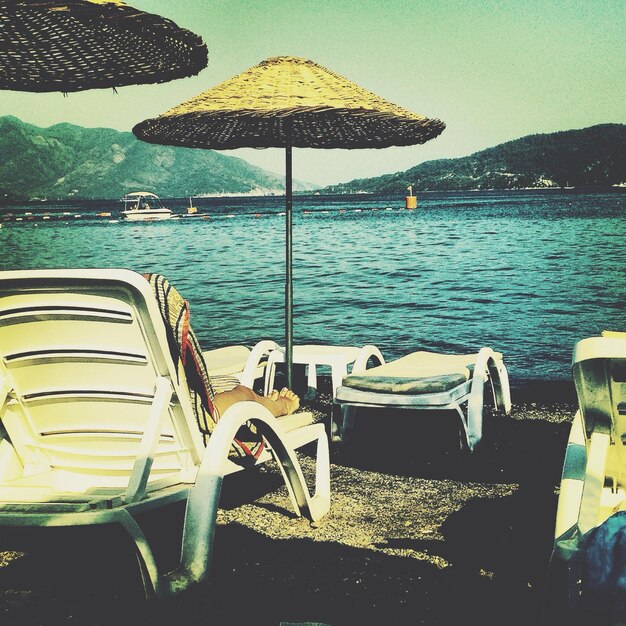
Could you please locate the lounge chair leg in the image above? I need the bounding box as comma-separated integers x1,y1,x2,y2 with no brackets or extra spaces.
465,374,487,452
118,509,163,599
168,474,223,595
499,363,512,414
305,363,318,400
488,359,512,414
452,404,470,452
268,424,331,521
330,405,342,442
340,405,356,443
331,404,355,443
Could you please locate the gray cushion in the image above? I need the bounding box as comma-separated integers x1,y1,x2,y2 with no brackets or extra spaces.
342,373,468,395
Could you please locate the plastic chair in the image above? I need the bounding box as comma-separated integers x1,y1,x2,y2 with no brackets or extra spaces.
333,347,511,451
0,269,330,598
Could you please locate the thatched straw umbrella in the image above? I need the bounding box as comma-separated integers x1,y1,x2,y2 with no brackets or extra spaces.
0,0,208,92
133,55,445,387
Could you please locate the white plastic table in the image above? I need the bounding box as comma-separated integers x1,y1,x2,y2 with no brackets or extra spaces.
263,344,383,399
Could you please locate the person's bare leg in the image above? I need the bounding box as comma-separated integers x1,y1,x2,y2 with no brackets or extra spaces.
213,385,299,418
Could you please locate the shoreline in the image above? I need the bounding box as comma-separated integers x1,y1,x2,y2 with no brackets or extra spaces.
1,185,625,207
0,375,576,625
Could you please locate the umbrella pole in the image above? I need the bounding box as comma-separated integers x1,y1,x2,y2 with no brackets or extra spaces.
285,144,293,389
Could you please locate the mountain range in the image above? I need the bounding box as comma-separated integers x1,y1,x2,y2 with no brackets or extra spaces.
1,117,624,201
0,116,307,201
322,124,626,193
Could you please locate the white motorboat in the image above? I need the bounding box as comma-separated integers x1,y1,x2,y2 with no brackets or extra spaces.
121,192,173,221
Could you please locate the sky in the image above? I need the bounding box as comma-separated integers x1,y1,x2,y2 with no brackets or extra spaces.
1,0,624,186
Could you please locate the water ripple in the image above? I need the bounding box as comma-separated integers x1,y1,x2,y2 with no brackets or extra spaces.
1,190,625,380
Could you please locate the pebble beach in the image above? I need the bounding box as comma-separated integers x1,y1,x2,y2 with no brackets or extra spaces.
0,378,575,626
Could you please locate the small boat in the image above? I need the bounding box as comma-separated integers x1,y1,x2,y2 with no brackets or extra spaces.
121,192,173,221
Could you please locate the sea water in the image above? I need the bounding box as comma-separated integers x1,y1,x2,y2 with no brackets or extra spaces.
1,189,625,381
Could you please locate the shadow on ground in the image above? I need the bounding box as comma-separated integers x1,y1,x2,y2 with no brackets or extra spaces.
0,520,549,626
0,379,576,625
327,381,573,485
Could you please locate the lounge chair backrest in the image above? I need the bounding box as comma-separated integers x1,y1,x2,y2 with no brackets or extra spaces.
0,269,205,493
573,337,626,440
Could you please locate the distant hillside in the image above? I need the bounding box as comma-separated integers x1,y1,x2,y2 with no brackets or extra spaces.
323,124,626,193
0,116,312,201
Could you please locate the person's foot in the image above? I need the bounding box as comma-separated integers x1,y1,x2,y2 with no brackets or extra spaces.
266,389,280,401
278,388,299,414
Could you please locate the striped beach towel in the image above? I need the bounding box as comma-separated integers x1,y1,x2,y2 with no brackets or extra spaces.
145,274,264,461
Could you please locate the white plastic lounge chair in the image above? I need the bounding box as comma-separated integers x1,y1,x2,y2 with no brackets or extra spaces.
548,333,626,611
262,344,384,400
203,340,280,389
333,346,511,451
0,269,330,598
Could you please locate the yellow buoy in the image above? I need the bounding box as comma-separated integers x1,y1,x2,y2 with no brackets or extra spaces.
187,197,198,214
405,185,417,209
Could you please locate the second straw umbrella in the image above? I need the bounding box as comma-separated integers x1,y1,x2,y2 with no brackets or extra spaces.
133,56,445,388
0,0,208,92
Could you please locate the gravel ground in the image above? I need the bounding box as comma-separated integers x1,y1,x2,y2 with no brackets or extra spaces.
0,379,576,625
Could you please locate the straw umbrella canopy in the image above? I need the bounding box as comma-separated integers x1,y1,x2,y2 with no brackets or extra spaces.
0,0,208,92
133,55,445,387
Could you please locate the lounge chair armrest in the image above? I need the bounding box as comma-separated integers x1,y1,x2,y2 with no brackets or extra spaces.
198,401,284,475
124,376,174,503
464,348,508,450
200,403,329,520
175,401,330,591
472,347,511,415
239,340,281,387
472,347,493,377
351,344,385,374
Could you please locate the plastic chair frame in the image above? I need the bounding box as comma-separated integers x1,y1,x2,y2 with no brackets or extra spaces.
333,346,511,452
0,269,330,598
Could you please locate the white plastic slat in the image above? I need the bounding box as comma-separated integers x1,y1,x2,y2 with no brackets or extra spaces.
22,397,160,438
0,320,148,358
8,361,154,397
